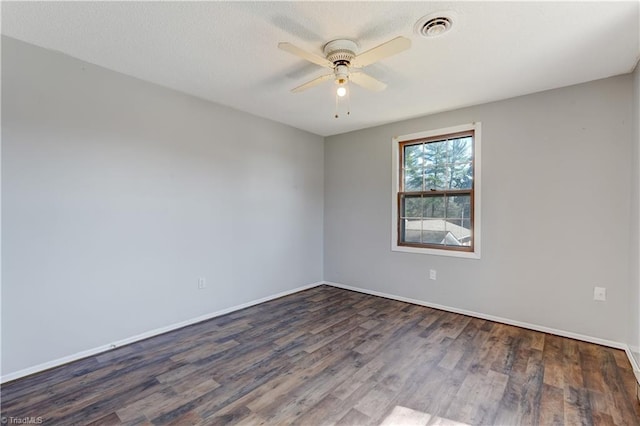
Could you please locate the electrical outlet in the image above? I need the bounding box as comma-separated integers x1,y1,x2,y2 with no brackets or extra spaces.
198,277,206,290
594,286,606,301
429,269,437,280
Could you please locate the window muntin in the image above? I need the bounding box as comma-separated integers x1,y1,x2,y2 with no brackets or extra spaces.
398,130,475,252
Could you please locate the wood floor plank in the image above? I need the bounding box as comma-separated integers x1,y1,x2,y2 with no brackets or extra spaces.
469,369,510,424
2,285,638,425
564,385,594,426
305,373,380,425
444,371,486,423
86,412,123,426
332,357,386,401
437,318,484,370
588,389,613,426
410,366,467,419
335,407,371,425
229,412,269,426
539,383,565,425
353,383,398,421
379,405,432,426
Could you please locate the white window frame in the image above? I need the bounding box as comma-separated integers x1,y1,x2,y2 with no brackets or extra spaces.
391,122,481,259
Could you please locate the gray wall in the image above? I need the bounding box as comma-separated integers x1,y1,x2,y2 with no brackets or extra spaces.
325,74,634,344
1,37,324,375
632,61,640,359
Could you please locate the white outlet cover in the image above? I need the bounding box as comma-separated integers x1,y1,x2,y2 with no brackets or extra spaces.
594,286,606,301
429,270,437,280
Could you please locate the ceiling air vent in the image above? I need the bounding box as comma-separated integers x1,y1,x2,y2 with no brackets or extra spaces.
415,13,454,38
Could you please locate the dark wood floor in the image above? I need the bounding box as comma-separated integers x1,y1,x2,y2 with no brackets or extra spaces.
2,285,639,425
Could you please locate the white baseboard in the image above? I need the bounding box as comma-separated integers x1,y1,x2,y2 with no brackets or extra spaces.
0,281,324,384
323,281,637,365
626,347,640,386
626,347,640,370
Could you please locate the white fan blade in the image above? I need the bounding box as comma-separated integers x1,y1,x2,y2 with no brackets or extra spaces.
352,36,411,68
350,72,387,91
291,73,334,93
278,42,333,68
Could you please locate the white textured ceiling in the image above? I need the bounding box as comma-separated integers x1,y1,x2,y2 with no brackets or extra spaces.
2,1,639,136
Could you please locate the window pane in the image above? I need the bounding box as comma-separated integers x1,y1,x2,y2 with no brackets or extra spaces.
443,195,471,246
446,162,473,189
423,196,445,218
424,140,447,166
446,164,472,189
446,137,473,190
441,225,466,246
402,219,422,243
424,169,447,191
446,195,471,223
402,195,423,218
395,194,472,247
404,168,423,191
448,137,473,163
421,219,448,246
424,141,448,190
403,144,424,168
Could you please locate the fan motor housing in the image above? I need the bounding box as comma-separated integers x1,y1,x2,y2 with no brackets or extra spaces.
323,39,358,64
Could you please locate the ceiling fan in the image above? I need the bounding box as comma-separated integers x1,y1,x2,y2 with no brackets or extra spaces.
278,36,411,95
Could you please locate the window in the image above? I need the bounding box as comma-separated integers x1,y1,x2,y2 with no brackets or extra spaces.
392,123,481,258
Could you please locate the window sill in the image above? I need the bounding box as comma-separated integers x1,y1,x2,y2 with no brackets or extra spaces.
391,244,481,259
